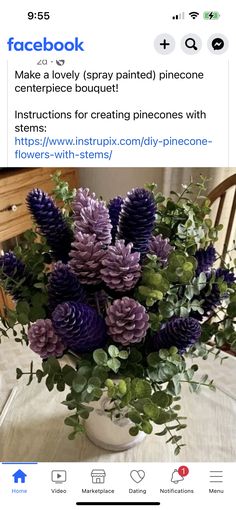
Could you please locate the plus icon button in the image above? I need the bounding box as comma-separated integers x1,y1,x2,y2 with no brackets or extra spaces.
154,34,175,54
159,38,170,50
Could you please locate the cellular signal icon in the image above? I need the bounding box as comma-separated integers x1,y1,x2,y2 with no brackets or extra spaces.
189,11,199,19
172,12,185,20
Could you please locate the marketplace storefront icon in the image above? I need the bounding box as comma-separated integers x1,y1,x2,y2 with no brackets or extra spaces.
91,469,106,484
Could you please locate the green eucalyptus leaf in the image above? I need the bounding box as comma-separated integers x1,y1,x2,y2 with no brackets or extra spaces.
93,349,108,366
72,374,87,393
132,379,152,398
107,358,121,373
108,345,119,358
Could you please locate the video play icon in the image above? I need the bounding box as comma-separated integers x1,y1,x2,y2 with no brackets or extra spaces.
51,470,67,483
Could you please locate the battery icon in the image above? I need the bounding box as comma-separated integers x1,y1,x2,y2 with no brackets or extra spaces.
203,11,220,20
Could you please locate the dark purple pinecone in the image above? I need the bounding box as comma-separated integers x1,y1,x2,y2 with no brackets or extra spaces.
117,188,156,254
108,196,124,242
48,262,86,311
26,188,73,263
52,301,106,353
191,269,236,320
215,267,236,285
152,317,202,353
0,251,28,298
195,245,217,276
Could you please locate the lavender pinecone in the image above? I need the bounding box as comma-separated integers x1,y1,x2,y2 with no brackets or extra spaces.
195,245,217,276
100,240,141,292
152,317,201,353
75,199,112,245
117,188,156,254
108,196,124,242
69,232,105,285
28,319,65,358
72,187,96,221
48,262,86,311
26,188,73,263
148,234,173,266
52,301,106,353
106,297,149,346
0,251,28,298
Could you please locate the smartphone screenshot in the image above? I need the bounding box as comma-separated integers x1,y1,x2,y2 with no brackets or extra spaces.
0,1,235,509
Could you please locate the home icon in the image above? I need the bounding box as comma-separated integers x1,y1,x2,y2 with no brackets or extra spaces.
13,469,27,484
91,469,106,484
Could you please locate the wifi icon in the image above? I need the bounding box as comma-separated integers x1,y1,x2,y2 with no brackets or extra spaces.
189,11,199,19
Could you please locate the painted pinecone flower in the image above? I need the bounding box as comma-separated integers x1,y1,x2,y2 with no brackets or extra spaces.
52,301,106,353
48,262,86,311
69,232,105,285
152,317,201,353
191,269,236,321
72,187,96,221
195,245,217,276
26,188,73,263
100,240,141,292
215,267,236,285
28,319,65,358
148,234,173,266
108,196,124,242
117,188,156,254
106,297,149,346
75,199,112,245
0,251,28,298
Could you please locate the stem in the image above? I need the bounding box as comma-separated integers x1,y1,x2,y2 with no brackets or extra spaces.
179,379,210,387
95,292,102,316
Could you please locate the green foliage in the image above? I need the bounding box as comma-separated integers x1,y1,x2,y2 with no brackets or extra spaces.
51,170,76,215
1,174,235,456
147,176,222,250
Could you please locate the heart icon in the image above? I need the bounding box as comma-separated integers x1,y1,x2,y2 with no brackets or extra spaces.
130,470,145,483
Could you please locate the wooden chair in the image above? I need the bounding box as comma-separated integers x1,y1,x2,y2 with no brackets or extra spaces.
207,174,236,263
207,174,236,355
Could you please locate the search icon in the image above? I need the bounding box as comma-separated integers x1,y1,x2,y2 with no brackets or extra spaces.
181,34,202,54
185,37,198,50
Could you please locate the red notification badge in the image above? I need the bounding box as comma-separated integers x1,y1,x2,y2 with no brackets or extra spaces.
178,465,189,477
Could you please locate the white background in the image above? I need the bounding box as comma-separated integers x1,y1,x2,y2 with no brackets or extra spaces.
0,0,235,167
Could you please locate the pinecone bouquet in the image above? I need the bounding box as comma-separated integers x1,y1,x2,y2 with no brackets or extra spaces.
1,173,235,455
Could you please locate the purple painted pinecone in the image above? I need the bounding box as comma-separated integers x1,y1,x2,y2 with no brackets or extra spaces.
26,188,73,263
215,267,236,285
106,297,149,346
69,232,105,285
52,301,106,353
28,319,65,358
117,188,156,254
48,262,86,311
152,317,201,353
72,187,96,221
195,245,217,276
191,269,236,320
100,240,141,292
75,199,112,245
108,196,124,242
148,234,173,266
0,251,28,298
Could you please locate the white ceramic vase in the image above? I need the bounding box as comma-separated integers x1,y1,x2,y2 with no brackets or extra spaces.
84,395,146,451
